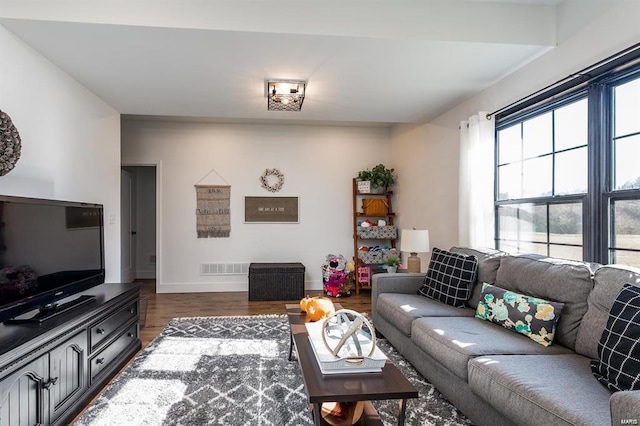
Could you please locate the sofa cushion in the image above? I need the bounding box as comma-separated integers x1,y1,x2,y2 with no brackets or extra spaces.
450,246,507,309
494,255,594,350
476,283,565,346
591,284,640,392
468,354,612,426
411,316,573,381
418,247,478,307
376,293,475,336
575,264,640,359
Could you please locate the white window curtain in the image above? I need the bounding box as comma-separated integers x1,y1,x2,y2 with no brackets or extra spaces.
459,112,495,248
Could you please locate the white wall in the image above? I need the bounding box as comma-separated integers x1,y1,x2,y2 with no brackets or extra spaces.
390,123,459,268
121,119,391,292
391,0,640,252
0,25,122,282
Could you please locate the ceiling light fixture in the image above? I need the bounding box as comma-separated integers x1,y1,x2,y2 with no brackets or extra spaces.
266,80,306,112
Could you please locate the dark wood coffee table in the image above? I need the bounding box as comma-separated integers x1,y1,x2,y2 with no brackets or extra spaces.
286,303,418,426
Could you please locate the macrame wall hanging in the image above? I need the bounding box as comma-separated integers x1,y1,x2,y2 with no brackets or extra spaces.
195,168,231,238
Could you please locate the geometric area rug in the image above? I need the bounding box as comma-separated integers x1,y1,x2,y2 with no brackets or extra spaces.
73,315,472,426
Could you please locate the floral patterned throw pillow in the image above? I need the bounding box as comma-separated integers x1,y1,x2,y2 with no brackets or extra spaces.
475,283,565,347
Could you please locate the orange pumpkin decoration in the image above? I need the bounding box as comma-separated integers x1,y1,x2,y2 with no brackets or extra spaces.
307,297,335,322
299,295,313,313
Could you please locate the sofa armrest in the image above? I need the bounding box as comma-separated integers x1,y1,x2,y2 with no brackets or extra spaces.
371,272,425,321
610,390,640,426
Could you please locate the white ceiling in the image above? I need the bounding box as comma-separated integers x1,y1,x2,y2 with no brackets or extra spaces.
0,0,582,126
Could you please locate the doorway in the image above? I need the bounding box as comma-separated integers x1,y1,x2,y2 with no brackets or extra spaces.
121,165,158,291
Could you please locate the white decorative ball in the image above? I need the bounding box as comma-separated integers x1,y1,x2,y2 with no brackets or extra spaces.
321,309,376,359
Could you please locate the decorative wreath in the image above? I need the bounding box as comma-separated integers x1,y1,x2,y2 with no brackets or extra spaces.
260,168,284,192
0,110,22,176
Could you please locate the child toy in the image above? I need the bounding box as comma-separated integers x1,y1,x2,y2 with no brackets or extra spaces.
321,254,355,297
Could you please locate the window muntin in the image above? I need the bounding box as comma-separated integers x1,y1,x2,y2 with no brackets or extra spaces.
555,100,588,151
548,203,583,247
523,113,552,159
497,162,521,200
496,98,588,202
555,148,588,195
495,69,640,268
613,134,640,190
498,125,521,164
550,245,583,261
613,78,640,191
522,156,552,198
614,77,640,137
607,74,640,266
496,202,583,262
609,199,640,265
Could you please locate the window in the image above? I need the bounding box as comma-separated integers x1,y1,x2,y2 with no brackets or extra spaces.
497,202,583,260
495,66,640,267
608,76,640,266
496,98,588,262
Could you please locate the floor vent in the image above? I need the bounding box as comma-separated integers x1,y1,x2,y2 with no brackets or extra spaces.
200,263,249,276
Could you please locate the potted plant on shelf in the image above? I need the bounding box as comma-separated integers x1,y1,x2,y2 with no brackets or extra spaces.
384,256,402,273
356,164,396,193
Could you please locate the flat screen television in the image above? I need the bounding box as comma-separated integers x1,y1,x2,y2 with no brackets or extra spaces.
0,195,105,323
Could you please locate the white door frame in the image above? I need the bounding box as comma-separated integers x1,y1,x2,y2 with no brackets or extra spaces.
121,160,162,290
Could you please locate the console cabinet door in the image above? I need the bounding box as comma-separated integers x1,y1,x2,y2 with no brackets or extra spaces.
0,354,49,426
48,331,87,424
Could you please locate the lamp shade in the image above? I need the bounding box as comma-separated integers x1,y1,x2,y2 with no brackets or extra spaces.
400,229,430,253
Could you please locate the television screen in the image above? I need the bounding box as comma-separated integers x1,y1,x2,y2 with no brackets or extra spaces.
0,195,105,322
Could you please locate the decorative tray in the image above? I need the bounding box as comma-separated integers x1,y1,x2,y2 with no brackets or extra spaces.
305,320,387,375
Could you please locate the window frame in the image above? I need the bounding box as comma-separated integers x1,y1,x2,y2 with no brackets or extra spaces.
494,64,640,266
601,68,640,265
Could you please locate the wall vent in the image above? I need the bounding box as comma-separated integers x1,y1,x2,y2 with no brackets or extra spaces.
200,262,249,276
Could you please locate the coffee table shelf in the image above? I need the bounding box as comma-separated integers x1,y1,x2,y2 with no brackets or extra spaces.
286,304,418,426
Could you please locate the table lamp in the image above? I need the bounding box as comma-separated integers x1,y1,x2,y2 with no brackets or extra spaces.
400,229,430,273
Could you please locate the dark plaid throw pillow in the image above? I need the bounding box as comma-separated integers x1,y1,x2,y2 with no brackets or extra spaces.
591,284,640,392
418,247,478,307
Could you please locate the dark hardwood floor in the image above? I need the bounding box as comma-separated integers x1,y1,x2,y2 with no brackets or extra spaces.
72,280,373,423
138,279,373,348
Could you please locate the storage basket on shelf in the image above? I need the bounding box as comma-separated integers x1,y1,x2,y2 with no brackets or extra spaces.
357,248,396,265
357,225,397,239
362,198,389,216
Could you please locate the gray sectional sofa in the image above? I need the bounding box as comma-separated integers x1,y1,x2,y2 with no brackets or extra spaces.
371,247,640,426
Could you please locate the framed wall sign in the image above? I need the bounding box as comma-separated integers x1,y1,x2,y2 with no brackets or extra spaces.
244,196,299,223
357,180,371,193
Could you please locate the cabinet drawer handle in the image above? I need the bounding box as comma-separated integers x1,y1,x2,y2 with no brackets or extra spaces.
96,328,106,335
129,308,136,314
96,357,105,365
43,377,58,389
127,332,135,338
